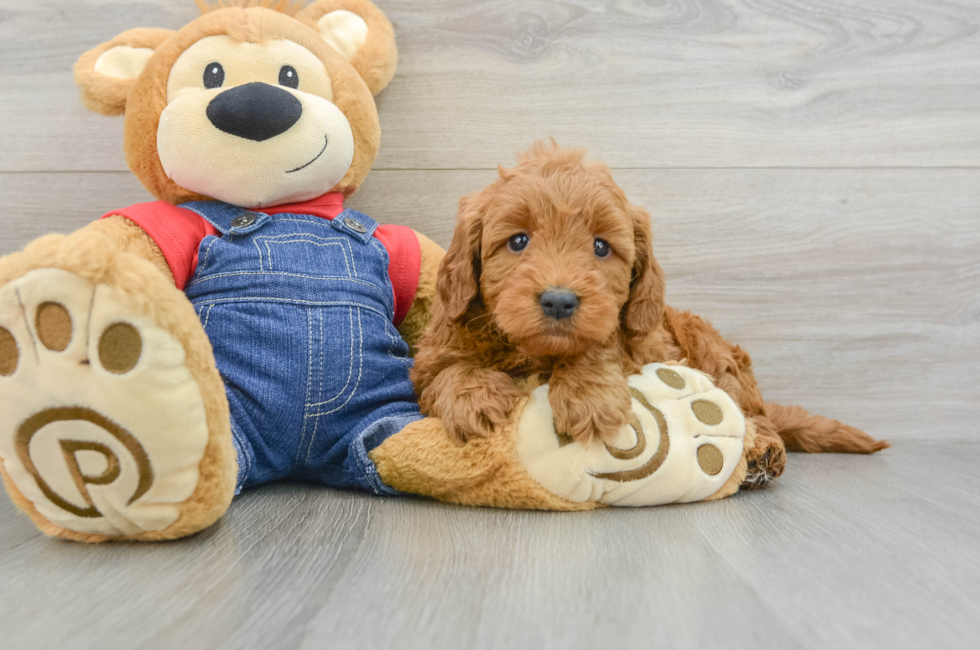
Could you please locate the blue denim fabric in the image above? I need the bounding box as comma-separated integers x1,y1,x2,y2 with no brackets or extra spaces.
181,200,422,495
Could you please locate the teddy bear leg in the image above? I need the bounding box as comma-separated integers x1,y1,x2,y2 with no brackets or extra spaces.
0,230,236,542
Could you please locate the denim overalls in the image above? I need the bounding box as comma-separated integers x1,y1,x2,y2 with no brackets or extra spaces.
180,200,422,495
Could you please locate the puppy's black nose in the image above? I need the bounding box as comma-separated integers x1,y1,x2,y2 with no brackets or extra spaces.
539,289,579,321
206,82,302,142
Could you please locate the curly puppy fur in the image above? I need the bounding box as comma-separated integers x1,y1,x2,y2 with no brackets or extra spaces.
412,142,888,485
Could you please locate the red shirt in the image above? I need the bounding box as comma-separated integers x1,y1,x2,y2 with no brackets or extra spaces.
103,193,420,325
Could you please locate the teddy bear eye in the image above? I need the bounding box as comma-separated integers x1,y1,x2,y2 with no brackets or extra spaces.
279,65,299,89
594,238,612,258
203,62,225,89
507,233,530,253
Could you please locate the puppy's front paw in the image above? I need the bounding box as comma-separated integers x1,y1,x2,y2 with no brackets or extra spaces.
425,371,524,445
549,378,632,446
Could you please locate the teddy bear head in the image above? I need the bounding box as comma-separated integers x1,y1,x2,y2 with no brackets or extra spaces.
73,0,397,208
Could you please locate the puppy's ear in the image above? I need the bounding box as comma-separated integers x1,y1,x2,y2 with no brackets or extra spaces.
74,28,174,116
297,0,398,95
623,205,666,337
438,194,485,320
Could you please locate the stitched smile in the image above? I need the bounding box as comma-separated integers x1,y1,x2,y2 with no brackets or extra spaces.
286,135,328,173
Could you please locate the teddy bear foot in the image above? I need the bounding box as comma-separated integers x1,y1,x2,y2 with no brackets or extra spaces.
516,364,748,506
373,363,751,509
0,233,236,542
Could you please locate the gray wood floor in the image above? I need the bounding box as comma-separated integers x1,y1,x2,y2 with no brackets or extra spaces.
2,443,978,650
1,1,978,648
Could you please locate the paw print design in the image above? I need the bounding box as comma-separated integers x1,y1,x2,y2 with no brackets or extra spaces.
0,268,214,536
515,364,746,506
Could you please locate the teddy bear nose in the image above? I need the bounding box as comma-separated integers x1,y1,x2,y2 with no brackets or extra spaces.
539,288,580,321
206,82,303,142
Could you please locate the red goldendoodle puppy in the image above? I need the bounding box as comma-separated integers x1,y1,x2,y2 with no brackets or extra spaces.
412,142,887,485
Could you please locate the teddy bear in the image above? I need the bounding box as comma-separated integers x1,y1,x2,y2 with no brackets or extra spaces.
0,0,452,542
0,0,873,543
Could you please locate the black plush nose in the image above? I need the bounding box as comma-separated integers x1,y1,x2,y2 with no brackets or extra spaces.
206,82,302,142
539,289,580,321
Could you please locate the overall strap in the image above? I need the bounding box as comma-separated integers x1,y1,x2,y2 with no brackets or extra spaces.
330,209,379,244
179,200,269,236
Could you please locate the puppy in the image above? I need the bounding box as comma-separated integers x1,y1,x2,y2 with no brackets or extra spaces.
413,142,886,482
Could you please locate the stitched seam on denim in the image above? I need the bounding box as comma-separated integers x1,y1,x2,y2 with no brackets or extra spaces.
301,310,322,464
255,233,354,276
383,321,397,362
348,417,418,496
319,308,324,411
351,438,380,495
267,217,324,227
198,236,220,274
310,307,363,417
229,418,252,487
294,308,315,469
185,271,382,293
304,310,325,465
264,238,351,277
306,306,356,409
253,232,354,249
254,236,266,271
384,318,411,368
234,424,251,482
187,297,390,319
372,238,396,320
260,234,353,254
202,304,214,331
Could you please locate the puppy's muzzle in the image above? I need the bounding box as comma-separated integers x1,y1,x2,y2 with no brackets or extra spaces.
539,288,579,321
206,82,302,142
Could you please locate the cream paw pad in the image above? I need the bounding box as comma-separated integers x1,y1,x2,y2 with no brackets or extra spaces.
516,363,746,506
0,263,225,539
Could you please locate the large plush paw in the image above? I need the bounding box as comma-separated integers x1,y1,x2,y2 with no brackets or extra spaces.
516,364,747,506
0,238,235,541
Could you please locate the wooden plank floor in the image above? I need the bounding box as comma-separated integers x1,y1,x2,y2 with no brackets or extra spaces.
1,0,979,648
1,442,978,650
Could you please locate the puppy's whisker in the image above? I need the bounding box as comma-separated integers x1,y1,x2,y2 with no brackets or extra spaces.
465,312,495,332
468,313,502,337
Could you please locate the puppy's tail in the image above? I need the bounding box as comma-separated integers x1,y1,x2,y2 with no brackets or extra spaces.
765,402,889,454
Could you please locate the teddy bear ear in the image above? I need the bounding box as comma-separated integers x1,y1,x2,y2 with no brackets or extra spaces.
74,28,175,116
297,0,398,95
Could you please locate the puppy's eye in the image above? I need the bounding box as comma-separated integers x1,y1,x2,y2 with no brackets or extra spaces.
507,233,530,253
279,65,299,89
594,238,612,258
203,62,225,89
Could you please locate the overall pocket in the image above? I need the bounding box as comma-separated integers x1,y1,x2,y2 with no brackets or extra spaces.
253,231,360,279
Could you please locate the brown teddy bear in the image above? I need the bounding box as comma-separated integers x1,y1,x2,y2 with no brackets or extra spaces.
0,0,451,542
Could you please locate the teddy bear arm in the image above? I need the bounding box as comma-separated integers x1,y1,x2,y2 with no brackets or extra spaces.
82,216,175,285
396,230,444,355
